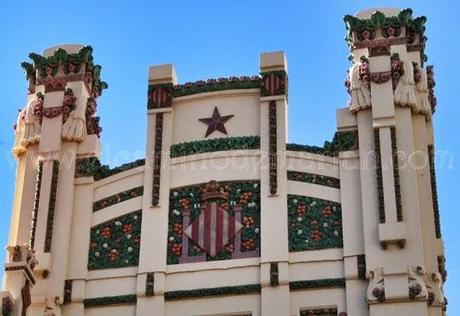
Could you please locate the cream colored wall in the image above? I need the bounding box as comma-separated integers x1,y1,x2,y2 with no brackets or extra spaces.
93,167,144,201
85,305,136,316
290,289,346,315
165,295,261,316
86,277,137,298
172,90,260,144
170,151,260,188
286,153,339,178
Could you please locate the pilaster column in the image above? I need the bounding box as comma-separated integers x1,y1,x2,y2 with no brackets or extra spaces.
337,108,368,315
34,88,65,272
14,45,108,315
136,64,176,316
259,51,290,316
345,8,434,315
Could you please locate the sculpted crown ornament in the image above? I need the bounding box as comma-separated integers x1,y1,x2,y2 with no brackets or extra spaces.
201,180,229,201
21,46,108,96
344,9,427,62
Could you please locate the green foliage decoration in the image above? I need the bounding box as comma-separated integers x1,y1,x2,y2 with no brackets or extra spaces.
83,294,137,307
289,278,346,290
173,76,260,98
164,284,261,301
287,171,340,189
93,186,144,212
22,46,108,96
88,210,142,270
288,194,343,252
170,136,260,158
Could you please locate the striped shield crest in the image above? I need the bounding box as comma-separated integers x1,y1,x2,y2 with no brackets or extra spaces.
184,202,243,257
262,72,285,95
149,86,172,108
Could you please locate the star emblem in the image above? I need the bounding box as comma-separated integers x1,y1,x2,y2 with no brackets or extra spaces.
198,106,234,137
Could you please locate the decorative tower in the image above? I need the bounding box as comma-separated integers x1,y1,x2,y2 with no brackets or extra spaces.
339,8,446,315
2,45,106,315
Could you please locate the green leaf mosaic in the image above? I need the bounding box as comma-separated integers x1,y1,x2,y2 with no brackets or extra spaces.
288,195,343,251
93,186,143,212
170,136,260,158
287,171,340,189
88,210,142,270
83,294,137,307
164,284,261,301
289,278,346,290
174,76,260,98
300,308,338,316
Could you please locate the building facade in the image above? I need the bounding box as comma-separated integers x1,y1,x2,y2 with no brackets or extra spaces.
1,8,447,316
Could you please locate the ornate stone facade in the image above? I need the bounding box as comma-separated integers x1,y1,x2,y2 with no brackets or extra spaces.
1,8,446,316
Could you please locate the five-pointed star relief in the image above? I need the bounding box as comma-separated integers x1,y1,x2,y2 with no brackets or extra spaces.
198,106,234,137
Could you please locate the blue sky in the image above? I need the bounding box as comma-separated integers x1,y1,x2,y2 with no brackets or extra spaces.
1,0,459,312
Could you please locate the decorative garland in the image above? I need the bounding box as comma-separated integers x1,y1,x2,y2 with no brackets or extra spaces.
88,210,142,270
288,195,343,252
286,131,357,157
337,130,359,151
269,101,278,194
75,157,146,180
286,143,336,157
289,278,346,290
83,294,137,308
75,157,101,178
86,97,102,137
22,46,108,97
164,284,261,301
374,128,385,224
300,308,338,316
95,159,145,180
30,161,43,249
167,181,260,264
44,160,59,253
174,76,260,98
287,171,340,189
428,145,441,238
152,113,163,206
391,127,403,222
170,136,260,158
93,186,144,212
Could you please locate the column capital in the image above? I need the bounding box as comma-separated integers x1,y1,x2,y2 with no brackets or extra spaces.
148,64,177,85
260,51,287,72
